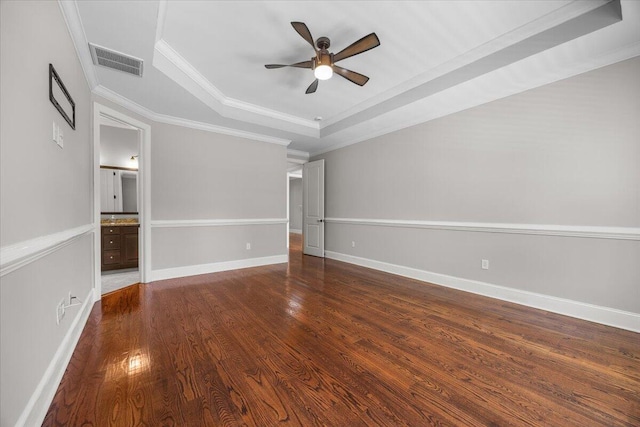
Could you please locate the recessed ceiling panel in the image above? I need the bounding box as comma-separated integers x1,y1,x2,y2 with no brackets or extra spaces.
160,1,571,121
69,0,639,154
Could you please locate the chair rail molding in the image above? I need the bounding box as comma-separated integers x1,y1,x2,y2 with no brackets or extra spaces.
151,218,288,228
0,224,94,277
324,218,640,241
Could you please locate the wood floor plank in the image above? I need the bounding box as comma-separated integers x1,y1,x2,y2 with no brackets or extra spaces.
44,234,640,426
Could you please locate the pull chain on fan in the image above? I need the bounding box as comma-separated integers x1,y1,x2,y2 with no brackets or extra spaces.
265,22,380,94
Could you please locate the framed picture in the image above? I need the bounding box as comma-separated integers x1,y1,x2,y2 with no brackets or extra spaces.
49,64,75,130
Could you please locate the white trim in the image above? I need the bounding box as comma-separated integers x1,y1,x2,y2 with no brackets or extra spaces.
312,41,640,157
287,174,290,248
289,229,302,234
150,218,288,228
94,102,152,297
154,112,291,146
92,85,291,146
154,0,169,45
325,251,640,333
14,288,94,427
57,0,98,90
318,0,613,131
0,224,94,277
287,148,310,163
324,218,640,241
153,38,319,131
150,254,288,282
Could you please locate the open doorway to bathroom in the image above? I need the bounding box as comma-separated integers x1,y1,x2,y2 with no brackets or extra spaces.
93,102,151,299
99,119,140,294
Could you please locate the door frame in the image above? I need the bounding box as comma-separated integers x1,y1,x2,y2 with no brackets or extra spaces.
92,102,151,300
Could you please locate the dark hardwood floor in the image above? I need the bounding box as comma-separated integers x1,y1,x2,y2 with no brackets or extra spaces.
45,233,640,426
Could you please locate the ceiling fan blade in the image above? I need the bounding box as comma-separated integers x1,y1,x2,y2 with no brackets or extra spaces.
332,65,370,86
265,60,313,69
305,79,319,94
333,33,380,63
291,22,317,51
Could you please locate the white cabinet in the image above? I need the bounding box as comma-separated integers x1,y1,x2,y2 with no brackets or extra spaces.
100,168,123,212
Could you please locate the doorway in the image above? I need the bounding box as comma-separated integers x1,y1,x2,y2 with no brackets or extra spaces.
93,103,151,300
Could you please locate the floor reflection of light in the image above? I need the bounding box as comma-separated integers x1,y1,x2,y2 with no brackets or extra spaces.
106,350,150,379
286,292,306,319
287,300,301,317
128,353,149,375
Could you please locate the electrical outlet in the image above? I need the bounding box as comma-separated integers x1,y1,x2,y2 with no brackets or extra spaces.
351,241,356,248
481,259,489,270
246,243,251,250
56,299,66,324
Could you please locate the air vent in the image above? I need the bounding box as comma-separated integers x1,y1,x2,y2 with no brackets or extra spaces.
89,43,143,77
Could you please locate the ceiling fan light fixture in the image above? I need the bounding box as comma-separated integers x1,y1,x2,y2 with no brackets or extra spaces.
265,22,380,93
314,64,333,80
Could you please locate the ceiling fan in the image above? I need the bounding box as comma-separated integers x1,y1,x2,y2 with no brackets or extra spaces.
265,22,380,94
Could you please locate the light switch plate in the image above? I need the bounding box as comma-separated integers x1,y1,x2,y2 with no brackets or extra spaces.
56,128,64,148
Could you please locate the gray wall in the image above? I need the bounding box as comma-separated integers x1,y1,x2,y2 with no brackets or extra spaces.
289,178,303,231
313,57,640,314
150,121,287,270
0,1,93,425
93,96,288,273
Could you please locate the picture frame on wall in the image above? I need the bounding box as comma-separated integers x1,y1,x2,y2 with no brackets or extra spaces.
49,63,75,130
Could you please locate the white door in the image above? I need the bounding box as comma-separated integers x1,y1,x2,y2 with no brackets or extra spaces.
100,169,115,211
303,159,325,257
100,169,123,212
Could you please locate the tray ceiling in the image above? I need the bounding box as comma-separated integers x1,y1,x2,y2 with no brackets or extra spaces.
65,0,640,155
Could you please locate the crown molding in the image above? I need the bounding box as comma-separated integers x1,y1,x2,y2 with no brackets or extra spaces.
153,38,319,132
312,39,640,157
57,0,98,90
93,85,291,146
286,148,310,163
155,0,168,45
318,0,614,131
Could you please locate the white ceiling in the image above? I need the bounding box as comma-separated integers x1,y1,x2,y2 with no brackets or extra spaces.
65,1,640,156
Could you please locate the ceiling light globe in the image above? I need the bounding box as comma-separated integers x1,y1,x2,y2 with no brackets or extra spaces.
314,65,333,80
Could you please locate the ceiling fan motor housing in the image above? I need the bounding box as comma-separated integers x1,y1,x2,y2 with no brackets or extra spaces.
314,52,333,69
316,36,330,50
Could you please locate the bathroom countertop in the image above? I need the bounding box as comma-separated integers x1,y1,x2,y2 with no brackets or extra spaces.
101,219,139,226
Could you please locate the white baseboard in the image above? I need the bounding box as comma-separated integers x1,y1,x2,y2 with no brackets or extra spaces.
16,288,95,427
150,254,288,282
325,251,640,333
289,229,302,234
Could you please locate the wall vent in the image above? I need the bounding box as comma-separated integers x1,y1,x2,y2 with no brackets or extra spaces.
89,43,143,77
